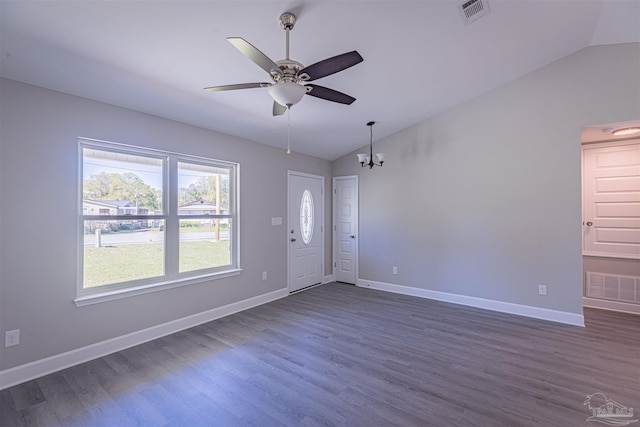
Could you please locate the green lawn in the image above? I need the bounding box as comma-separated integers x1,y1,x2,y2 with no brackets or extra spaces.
83,240,230,287
179,240,231,273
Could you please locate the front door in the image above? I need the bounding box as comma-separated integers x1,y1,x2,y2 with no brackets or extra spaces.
288,172,324,292
333,176,358,284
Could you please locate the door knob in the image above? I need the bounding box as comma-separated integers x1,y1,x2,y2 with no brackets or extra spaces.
350,235,355,239
291,238,297,242
586,221,593,226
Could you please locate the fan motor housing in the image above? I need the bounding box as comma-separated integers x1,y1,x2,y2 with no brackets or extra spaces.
275,59,304,82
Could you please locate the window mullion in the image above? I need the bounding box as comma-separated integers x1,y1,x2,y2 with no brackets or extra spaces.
165,157,179,278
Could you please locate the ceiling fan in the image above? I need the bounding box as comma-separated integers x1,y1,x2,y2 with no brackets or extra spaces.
204,12,363,116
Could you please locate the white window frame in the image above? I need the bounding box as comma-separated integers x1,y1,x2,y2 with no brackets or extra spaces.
76,138,240,306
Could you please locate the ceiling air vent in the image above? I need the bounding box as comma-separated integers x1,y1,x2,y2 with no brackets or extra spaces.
458,0,490,25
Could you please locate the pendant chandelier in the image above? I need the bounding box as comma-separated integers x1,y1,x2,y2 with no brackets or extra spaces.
357,121,385,169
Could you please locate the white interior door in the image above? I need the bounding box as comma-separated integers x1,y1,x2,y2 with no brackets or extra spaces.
333,176,358,284
288,172,324,292
583,141,640,259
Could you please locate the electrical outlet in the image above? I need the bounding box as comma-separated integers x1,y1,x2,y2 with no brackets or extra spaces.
5,329,20,348
262,271,267,281
392,266,398,275
538,285,547,296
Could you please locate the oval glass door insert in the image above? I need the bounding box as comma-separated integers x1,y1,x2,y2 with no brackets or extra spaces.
300,189,314,245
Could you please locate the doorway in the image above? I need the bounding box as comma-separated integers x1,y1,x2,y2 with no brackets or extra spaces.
288,171,324,293
581,120,640,313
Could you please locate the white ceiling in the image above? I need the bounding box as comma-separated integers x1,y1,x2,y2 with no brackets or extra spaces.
1,0,638,160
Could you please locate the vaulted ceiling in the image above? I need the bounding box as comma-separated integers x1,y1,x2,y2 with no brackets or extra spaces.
1,1,638,160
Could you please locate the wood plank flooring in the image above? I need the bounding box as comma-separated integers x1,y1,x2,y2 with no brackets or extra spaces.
1,282,639,426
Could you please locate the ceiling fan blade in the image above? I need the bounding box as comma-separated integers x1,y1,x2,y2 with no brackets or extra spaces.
227,37,283,78
204,83,270,92
299,51,363,81
273,101,287,116
305,84,356,105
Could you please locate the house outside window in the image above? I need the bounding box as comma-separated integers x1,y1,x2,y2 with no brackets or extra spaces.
78,139,239,301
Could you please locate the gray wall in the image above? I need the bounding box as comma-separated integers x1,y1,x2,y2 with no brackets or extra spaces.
333,43,640,315
0,78,332,370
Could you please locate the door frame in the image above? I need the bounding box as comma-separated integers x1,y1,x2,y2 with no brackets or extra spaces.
287,170,325,292
333,175,359,284
581,138,640,314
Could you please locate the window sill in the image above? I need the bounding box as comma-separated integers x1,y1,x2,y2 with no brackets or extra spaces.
74,269,243,307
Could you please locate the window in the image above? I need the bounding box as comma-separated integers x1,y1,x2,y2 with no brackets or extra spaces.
177,161,232,273
78,139,239,302
300,189,314,245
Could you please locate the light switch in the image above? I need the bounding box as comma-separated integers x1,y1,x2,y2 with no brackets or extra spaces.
271,217,282,226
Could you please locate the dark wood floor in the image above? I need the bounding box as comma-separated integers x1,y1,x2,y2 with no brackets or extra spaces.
2,283,639,426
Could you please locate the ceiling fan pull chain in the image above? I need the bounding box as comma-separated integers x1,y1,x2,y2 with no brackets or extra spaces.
287,107,291,154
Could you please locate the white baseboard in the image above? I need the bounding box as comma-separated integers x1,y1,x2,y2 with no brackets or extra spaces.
0,288,289,391
323,274,334,284
583,297,640,314
357,279,585,327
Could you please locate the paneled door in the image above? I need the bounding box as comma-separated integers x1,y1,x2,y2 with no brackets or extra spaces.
333,176,358,284
583,141,640,259
288,172,324,292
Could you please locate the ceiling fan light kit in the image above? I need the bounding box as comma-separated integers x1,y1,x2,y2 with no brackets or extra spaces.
358,121,385,169
268,82,308,107
204,11,363,115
